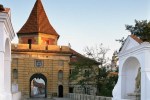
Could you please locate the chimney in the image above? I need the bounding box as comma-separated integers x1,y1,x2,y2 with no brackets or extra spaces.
0,4,5,11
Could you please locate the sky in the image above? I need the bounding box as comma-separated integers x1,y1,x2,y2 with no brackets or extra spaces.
0,0,149,58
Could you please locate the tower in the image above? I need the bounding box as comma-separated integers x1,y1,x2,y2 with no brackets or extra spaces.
11,0,71,98
17,0,59,46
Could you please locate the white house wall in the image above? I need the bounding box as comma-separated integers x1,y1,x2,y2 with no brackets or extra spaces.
0,9,19,100
113,35,150,100
120,36,140,54
142,49,150,100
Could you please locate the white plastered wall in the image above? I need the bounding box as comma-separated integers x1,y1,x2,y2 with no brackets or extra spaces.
112,36,150,100
0,10,15,100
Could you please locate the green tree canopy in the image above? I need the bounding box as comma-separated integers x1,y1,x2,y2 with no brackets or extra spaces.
126,20,150,41
69,44,118,96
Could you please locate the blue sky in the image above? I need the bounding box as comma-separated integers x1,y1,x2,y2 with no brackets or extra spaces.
0,0,149,57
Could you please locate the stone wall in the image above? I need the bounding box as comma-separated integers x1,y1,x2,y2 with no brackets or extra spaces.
67,93,112,100
11,53,70,98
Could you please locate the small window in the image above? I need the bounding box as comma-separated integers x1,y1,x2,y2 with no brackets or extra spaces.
69,87,74,93
35,60,43,67
85,70,90,77
85,70,88,73
58,60,64,67
46,40,49,45
28,39,32,44
13,69,18,79
28,39,32,49
70,69,72,75
78,86,82,91
58,70,63,80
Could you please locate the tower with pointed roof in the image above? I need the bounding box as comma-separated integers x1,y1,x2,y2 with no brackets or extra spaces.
11,0,71,98
17,0,59,45
11,0,99,99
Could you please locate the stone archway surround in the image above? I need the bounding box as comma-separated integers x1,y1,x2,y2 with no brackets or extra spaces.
30,73,47,98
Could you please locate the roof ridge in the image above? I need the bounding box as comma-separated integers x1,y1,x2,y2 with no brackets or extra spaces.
130,34,143,43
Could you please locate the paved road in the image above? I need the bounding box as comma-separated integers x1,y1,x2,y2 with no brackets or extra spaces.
23,98,54,100
23,97,72,100
54,97,72,100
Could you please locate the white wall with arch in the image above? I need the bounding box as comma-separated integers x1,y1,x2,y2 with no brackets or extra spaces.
0,8,15,100
121,57,140,99
112,35,150,100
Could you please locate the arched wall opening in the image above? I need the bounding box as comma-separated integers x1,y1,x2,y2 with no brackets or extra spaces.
30,73,47,98
121,57,140,99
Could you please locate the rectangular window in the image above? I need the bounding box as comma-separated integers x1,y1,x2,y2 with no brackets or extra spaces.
70,69,72,75
58,70,63,80
69,87,74,93
28,39,32,49
58,60,64,67
13,69,18,79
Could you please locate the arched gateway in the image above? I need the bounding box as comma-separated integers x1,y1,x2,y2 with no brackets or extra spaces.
30,73,47,98
112,35,150,100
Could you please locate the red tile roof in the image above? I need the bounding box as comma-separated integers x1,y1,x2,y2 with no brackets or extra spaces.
130,34,143,43
0,4,10,13
17,0,59,38
107,72,118,77
70,49,100,65
0,8,10,13
119,35,143,52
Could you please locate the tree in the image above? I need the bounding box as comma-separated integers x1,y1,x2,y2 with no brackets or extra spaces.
116,37,125,45
84,44,110,67
69,44,118,96
69,54,99,94
83,44,110,95
126,20,150,41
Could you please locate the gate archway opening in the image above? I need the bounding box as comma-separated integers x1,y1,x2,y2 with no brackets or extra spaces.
30,73,47,98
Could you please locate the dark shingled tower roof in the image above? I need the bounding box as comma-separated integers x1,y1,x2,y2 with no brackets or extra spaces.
17,0,59,38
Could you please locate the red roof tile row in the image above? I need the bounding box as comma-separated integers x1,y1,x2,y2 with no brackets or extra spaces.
18,0,59,38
